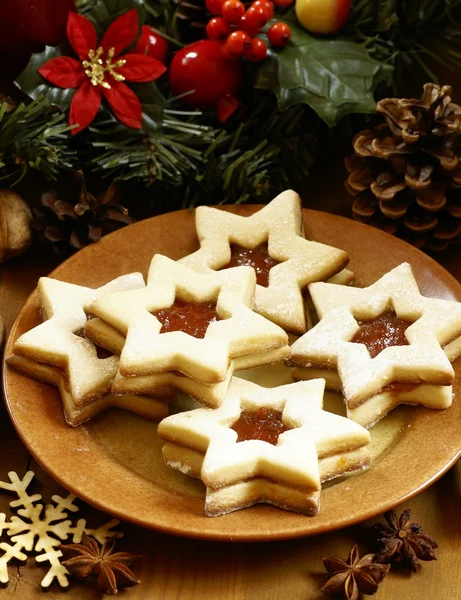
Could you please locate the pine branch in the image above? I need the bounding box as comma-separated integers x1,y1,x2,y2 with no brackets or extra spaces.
0,96,76,186
87,94,317,208
348,0,461,93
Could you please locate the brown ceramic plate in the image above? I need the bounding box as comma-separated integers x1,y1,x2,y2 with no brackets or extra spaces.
4,207,461,541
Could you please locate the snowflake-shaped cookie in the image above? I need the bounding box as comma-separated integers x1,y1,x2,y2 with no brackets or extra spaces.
179,190,349,334
158,378,371,516
0,471,121,589
90,255,288,384
289,263,461,427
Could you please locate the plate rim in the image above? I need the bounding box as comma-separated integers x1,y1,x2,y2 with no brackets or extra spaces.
3,207,461,541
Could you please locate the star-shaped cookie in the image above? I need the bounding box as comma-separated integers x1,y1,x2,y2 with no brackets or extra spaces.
289,262,461,427
11,274,147,404
179,190,350,334
158,378,371,516
112,345,290,408
8,273,171,425
7,354,168,426
89,255,288,384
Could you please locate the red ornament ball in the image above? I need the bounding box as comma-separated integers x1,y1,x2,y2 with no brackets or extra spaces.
133,25,168,63
267,22,291,46
169,40,243,109
272,0,294,7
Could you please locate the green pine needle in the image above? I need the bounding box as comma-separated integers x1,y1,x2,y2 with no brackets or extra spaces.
87,96,317,208
349,0,461,92
0,96,76,185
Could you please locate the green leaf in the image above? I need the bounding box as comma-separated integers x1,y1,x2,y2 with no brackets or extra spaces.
84,0,146,38
15,46,76,111
254,11,393,127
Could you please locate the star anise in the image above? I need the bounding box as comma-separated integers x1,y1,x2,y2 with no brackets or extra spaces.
321,545,389,600
60,532,141,595
372,508,438,572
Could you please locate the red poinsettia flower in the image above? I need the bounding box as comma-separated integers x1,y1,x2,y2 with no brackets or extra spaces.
38,9,166,134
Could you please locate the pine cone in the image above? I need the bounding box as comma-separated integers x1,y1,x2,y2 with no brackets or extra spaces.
30,173,133,252
346,83,461,250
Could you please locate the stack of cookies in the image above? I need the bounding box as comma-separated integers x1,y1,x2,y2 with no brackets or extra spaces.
7,190,461,518
7,273,170,426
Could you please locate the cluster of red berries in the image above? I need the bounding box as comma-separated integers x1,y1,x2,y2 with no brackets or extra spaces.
205,0,293,62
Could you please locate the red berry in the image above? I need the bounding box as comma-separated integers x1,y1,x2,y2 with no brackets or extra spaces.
251,0,274,19
224,30,252,57
272,0,294,7
238,15,261,37
244,37,267,61
221,0,245,23
244,5,269,30
267,22,291,46
206,0,225,15
133,25,168,64
206,16,231,40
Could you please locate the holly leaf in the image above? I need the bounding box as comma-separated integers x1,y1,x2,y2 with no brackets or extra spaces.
15,45,75,111
254,11,393,127
82,0,146,39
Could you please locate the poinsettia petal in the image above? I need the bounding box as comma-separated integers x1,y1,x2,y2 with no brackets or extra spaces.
117,54,166,82
100,9,138,58
39,57,85,88
69,80,101,135
102,82,142,129
67,12,97,60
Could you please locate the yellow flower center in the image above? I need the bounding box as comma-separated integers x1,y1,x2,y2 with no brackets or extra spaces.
82,47,126,89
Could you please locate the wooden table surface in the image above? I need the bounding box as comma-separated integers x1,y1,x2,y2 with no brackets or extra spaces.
1,176,461,600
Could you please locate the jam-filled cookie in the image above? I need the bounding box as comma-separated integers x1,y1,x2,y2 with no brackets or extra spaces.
179,190,350,334
158,378,371,516
7,275,169,426
89,255,288,385
289,263,461,427
111,346,290,408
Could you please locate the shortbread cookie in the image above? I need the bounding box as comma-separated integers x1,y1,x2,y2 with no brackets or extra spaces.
7,274,171,425
11,274,147,404
179,190,349,334
89,255,288,384
112,346,290,408
289,262,461,427
7,354,168,426
158,378,371,516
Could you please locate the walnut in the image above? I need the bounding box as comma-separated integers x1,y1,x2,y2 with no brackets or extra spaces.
0,189,32,263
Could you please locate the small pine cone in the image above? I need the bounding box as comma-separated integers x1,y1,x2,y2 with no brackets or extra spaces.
346,83,461,250
30,178,133,253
